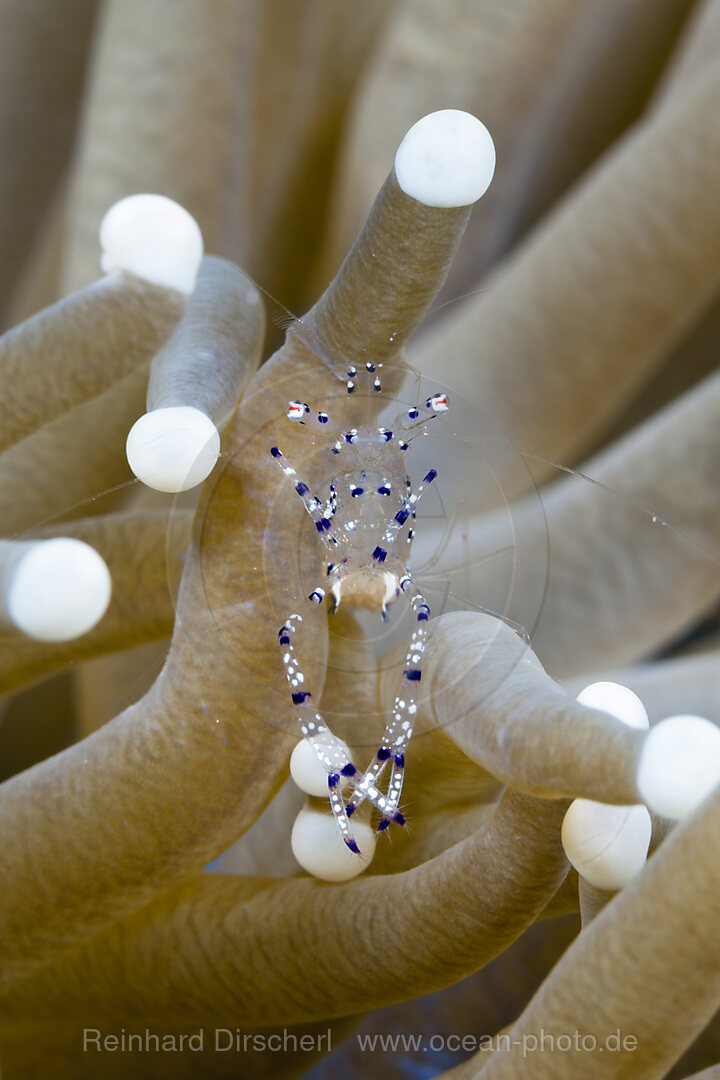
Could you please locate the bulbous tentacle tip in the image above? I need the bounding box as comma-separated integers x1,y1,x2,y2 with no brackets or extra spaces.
99,193,204,294
125,406,220,492
562,799,651,891
394,109,496,208
291,805,375,880
6,538,112,642
637,714,720,820
289,736,353,798
576,680,649,730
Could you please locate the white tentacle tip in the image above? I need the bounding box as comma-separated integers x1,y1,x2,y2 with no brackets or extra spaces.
290,736,352,797
291,805,375,881
7,539,111,642
394,109,496,207
636,714,720,820
562,800,651,891
126,406,220,492
576,681,649,729
99,194,203,294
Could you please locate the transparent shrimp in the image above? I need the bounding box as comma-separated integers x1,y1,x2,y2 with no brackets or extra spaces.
271,353,451,853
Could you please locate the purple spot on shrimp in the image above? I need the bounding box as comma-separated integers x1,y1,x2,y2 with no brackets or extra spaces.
346,803,356,817
395,509,410,526
417,610,429,621
372,546,387,563
318,413,328,423
408,408,419,419
377,747,391,761
351,486,364,497
328,773,340,789
423,468,438,483
341,763,357,777
270,447,281,458
315,521,324,533
295,481,309,496
404,669,421,681
292,691,310,705
393,753,405,768
279,634,290,645
393,811,406,826
344,836,361,854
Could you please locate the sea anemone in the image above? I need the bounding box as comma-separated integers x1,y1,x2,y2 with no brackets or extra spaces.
0,2,719,1078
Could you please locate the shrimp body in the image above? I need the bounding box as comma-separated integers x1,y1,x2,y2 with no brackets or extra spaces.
272,370,448,854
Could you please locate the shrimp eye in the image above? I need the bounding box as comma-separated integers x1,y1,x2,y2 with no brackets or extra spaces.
287,400,306,421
